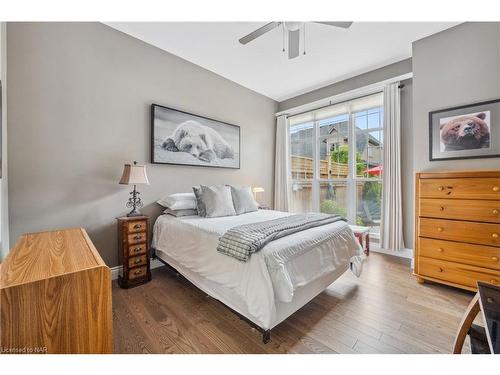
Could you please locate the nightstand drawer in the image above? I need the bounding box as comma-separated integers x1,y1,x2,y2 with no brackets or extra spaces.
129,266,147,280
127,220,147,233
128,254,147,268
127,232,147,245
128,243,147,257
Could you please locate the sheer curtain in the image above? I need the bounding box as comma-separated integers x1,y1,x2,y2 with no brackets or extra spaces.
274,115,290,211
381,82,405,251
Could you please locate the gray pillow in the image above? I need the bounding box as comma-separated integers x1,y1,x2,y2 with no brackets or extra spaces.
200,185,236,218
192,186,207,217
230,186,259,215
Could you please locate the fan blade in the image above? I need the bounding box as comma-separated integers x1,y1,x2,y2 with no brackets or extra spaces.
238,22,282,45
288,29,300,59
314,21,353,28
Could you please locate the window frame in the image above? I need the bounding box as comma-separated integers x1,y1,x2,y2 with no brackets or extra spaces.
288,93,384,230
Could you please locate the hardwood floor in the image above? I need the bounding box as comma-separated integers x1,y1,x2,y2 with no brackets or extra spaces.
112,252,477,354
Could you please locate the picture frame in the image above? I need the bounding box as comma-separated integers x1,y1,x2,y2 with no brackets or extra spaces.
429,98,500,161
151,104,240,169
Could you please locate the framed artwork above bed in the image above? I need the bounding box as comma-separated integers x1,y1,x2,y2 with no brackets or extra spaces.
151,104,240,169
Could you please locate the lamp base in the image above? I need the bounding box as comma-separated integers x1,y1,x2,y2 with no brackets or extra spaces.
127,208,143,217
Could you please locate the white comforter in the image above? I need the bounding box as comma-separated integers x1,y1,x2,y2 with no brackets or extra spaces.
152,210,363,328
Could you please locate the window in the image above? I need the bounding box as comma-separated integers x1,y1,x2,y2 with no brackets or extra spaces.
289,92,383,239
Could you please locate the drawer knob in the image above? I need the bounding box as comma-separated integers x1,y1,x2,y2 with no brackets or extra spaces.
134,270,142,275
438,186,444,191
491,279,498,285
437,267,443,273
437,248,444,252
487,297,494,304
492,233,499,239
135,258,141,264
134,247,141,252
437,227,443,232
439,206,445,211
493,186,500,192
134,234,142,240
493,209,499,215
492,256,499,262
134,224,142,229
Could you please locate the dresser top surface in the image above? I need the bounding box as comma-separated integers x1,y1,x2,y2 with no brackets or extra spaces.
0,228,107,289
417,170,500,179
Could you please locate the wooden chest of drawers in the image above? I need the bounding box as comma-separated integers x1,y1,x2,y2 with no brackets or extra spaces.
0,228,112,353
415,171,500,291
117,216,151,288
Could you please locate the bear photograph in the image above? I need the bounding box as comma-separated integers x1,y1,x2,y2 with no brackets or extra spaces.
439,111,491,152
151,104,240,168
429,99,500,161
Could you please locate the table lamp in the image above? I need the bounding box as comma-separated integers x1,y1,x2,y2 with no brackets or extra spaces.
252,186,264,203
119,161,150,216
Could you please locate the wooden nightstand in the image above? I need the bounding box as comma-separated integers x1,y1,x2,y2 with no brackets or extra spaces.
117,215,151,288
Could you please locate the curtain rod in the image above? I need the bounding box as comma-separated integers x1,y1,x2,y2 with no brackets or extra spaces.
276,72,412,118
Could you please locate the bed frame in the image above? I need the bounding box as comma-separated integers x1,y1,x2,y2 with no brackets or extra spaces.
152,248,272,344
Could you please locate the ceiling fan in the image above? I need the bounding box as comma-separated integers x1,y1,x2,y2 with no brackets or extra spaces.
238,22,353,59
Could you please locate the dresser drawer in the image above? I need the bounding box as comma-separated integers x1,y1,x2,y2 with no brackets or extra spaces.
418,256,499,289
418,237,500,270
419,218,500,247
128,243,147,257
129,266,147,280
128,254,147,268
127,220,147,234
419,178,500,200
419,198,500,223
127,232,147,245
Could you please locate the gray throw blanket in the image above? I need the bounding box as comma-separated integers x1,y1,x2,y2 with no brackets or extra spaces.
217,213,346,262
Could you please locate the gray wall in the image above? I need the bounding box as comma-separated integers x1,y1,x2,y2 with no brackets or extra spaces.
278,63,414,249
278,58,412,112
412,22,500,173
407,22,500,250
7,22,277,267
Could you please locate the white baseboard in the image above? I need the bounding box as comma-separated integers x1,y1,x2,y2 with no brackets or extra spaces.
110,258,165,281
370,247,413,259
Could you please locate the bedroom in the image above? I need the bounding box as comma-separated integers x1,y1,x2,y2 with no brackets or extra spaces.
0,0,499,371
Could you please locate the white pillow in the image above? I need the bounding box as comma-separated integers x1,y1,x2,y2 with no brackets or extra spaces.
157,192,196,209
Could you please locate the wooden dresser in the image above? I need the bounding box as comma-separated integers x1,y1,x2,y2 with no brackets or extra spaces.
414,171,500,291
0,228,112,353
117,216,151,288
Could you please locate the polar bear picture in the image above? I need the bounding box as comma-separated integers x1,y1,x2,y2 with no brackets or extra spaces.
152,105,240,169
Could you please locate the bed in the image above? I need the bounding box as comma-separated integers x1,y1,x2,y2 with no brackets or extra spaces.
151,209,363,343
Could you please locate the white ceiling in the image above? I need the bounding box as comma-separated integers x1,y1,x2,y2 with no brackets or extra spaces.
106,22,459,102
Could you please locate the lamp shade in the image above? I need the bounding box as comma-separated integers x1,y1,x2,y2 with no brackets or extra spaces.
119,163,149,185
252,187,264,193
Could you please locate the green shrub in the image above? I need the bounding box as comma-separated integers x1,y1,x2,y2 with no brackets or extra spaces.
320,199,347,217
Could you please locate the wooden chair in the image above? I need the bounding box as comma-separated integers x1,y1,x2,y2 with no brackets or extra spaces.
453,281,499,354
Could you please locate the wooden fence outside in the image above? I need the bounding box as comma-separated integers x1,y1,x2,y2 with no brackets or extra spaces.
291,155,348,179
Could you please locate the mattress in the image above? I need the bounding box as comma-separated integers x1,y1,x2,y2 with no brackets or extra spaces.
152,209,363,329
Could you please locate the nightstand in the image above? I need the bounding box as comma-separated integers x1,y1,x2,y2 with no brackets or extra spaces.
117,215,151,288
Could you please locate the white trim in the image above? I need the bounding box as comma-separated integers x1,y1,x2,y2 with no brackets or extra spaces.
276,72,413,118
110,258,165,281
370,246,413,259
